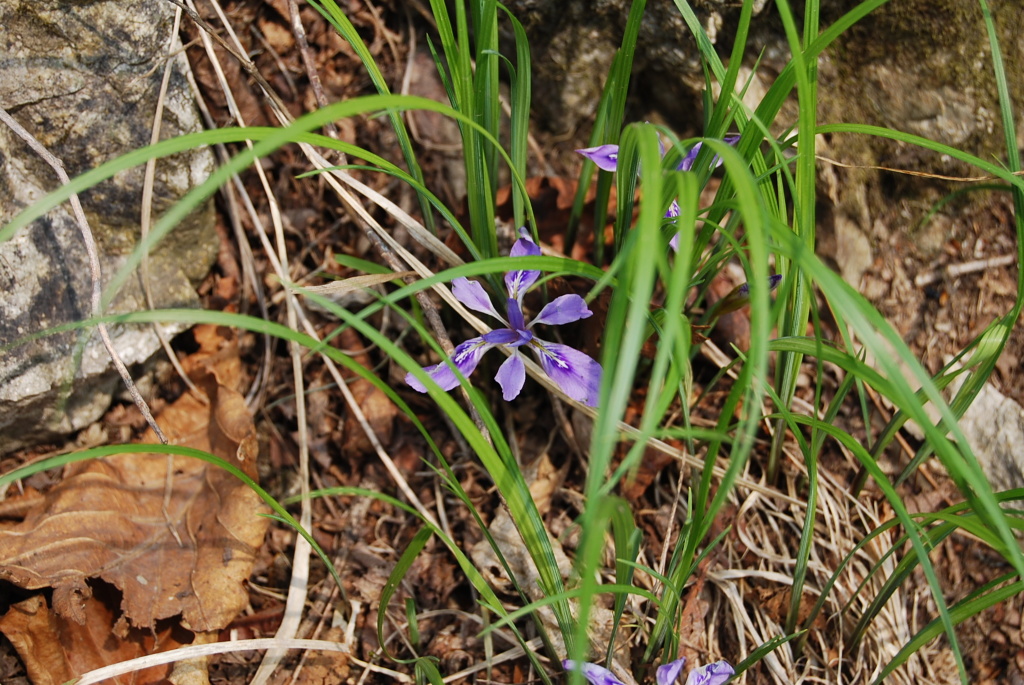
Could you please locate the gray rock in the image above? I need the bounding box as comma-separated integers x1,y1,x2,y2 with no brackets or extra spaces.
0,0,217,453
947,372,1024,493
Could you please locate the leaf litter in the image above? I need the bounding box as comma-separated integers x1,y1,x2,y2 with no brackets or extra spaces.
0,325,269,682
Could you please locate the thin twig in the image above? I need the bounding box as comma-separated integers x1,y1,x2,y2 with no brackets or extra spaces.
913,253,1017,287
287,0,343,151
0,107,168,445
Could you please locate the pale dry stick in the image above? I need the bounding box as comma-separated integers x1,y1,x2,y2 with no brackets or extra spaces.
142,5,208,546
442,637,546,683
140,3,208,403
163,0,291,119
287,0,342,147
0,107,168,445
816,153,1024,183
180,5,314,684
250,24,298,100
913,253,1017,287
287,580,339,685
71,638,423,685
179,47,273,410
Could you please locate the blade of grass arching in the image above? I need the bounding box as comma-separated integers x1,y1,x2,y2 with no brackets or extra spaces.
876,576,1024,684
304,0,435,232
605,497,643,665
499,6,532,230
766,0,819,483
568,126,665,670
377,527,434,663
2,96,534,308
892,325,1008,488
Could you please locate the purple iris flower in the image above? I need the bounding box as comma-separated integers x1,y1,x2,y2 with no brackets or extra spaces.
406,228,602,407
577,136,740,251
563,657,734,685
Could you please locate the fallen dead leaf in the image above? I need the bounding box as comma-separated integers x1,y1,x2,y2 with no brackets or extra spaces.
0,595,72,685
0,325,270,681
0,591,184,685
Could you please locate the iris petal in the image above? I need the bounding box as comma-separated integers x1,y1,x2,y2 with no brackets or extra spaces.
532,341,602,407
576,144,620,172
683,661,734,685
494,352,526,401
510,226,542,258
531,294,593,326
482,328,522,345
506,230,542,300
405,337,491,393
452,278,505,322
562,661,627,685
656,658,687,685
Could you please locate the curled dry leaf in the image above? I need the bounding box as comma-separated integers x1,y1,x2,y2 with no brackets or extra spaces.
0,325,269,637
0,591,185,685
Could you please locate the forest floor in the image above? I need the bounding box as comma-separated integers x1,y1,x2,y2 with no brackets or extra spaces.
2,1,1024,684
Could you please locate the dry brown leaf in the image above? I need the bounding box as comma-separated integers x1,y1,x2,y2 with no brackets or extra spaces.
0,595,72,685
0,591,184,685
0,325,269,637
